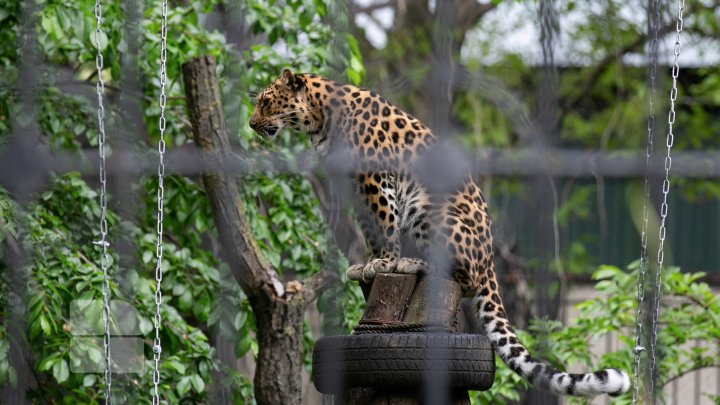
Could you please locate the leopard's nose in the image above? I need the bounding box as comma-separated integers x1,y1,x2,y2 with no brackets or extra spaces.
249,119,257,130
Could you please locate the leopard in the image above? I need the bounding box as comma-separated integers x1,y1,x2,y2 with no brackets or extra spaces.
249,68,630,397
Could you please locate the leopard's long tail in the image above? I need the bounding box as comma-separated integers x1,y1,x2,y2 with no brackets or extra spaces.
472,276,630,397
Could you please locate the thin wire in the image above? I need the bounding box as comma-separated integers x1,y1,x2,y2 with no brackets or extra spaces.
152,1,169,403
632,0,661,402
648,0,684,400
93,0,112,403
549,175,566,321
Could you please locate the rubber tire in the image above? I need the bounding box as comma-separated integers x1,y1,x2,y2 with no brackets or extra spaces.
312,333,495,395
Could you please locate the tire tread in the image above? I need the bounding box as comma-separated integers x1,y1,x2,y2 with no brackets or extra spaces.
312,333,495,394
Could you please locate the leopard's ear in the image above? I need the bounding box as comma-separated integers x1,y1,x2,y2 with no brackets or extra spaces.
281,68,304,93
281,68,295,85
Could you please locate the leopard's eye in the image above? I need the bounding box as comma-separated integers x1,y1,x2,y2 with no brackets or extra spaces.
262,98,270,107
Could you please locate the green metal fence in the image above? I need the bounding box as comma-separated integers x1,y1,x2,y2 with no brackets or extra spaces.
505,179,720,275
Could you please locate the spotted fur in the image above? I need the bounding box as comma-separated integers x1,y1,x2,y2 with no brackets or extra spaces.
250,69,630,397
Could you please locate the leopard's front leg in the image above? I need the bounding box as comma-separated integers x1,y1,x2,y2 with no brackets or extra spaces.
346,171,400,283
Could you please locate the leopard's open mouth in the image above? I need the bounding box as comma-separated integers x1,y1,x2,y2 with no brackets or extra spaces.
260,125,278,138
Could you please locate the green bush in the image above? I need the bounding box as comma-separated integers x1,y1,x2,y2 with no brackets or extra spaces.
472,262,720,404
0,0,364,403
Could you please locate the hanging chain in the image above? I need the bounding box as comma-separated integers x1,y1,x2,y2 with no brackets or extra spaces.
648,0,684,399
632,0,661,402
93,1,112,403
152,1,169,403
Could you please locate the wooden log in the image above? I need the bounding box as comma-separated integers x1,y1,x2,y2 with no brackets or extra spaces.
404,275,463,331
360,273,417,323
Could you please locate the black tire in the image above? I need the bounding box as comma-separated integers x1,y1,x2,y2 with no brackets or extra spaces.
312,333,495,394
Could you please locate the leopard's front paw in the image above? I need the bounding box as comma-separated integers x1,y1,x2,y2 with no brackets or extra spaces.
346,264,366,281
362,258,396,282
346,258,397,283
396,258,428,275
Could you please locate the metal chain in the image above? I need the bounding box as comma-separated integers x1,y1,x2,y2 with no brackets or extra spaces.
152,1,169,403
648,0,684,400
632,0,661,402
93,1,112,403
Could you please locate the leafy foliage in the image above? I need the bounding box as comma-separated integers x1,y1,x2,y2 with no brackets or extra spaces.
557,263,720,405
471,262,720,404
0,0,364,402
0,0,20,137
0,174,221,403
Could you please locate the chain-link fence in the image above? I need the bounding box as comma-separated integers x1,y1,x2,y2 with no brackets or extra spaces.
1,0,719,404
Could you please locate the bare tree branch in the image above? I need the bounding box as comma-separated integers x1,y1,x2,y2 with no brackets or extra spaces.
456,1,497,34
182,55,282,301
664,364,720,386
561,22,678,115
299,269,335,304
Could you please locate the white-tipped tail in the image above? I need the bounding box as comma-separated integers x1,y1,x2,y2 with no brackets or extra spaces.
473,291,631,397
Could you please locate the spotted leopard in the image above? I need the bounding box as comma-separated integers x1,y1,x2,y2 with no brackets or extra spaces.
250,69,630,397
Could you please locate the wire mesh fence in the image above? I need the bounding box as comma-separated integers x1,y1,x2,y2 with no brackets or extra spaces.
1,0,719,404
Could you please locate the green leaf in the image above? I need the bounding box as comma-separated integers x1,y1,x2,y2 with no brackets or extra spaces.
38,354,60,372
299,11,313,30
235,334,252,357
139,317,153,335
164,359,186,375
90,30,108,51
39,314,52,336
234,311,247,330
191,374,205,393
178,290,193,311
88,347,102,365
268,27,278,44
177,376,191,397
172,283,187,296
346,68,361,85
52,359,69,383
83,374,97,387
142,250,153,264
593,265,620,280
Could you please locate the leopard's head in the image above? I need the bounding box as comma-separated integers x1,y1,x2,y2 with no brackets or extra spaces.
249,69,318,139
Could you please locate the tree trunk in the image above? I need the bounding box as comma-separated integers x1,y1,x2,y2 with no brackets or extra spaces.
182,55,330,405
253,296,306,405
